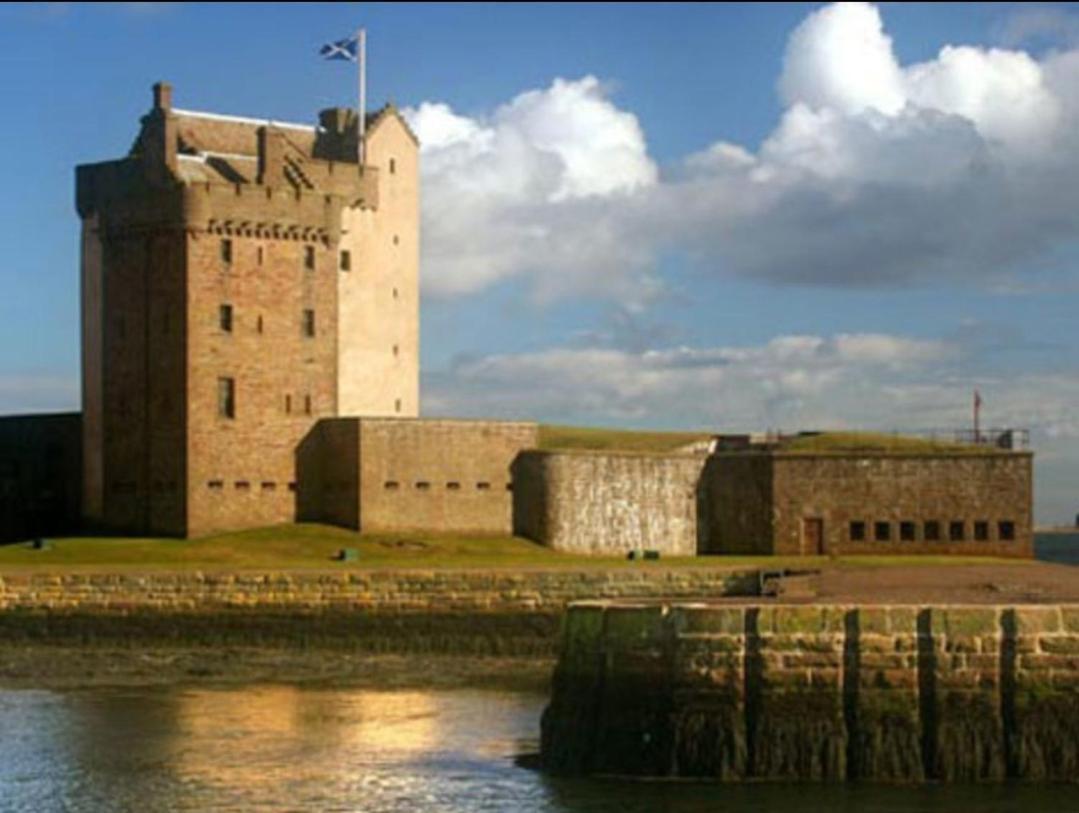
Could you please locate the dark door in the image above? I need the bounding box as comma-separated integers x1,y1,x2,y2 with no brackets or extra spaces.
802,517,824,555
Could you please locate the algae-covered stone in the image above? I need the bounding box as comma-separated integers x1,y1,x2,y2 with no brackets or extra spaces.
670,605,744,636
604,604,668,649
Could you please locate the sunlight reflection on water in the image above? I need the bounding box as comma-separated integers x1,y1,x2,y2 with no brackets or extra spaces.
2,684,1079,812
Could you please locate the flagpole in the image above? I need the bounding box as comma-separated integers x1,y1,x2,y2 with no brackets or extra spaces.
357,27,366,166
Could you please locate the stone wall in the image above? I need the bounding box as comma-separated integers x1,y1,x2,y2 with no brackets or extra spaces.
357,418,537,533
704,451,1033,557
513,451,707,555
541,601,1079,781
0,569,750,656
0,414,82,544
699,454,773,555
770,452,1033,557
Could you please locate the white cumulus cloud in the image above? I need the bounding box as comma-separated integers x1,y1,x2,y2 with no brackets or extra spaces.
406,2,1079,301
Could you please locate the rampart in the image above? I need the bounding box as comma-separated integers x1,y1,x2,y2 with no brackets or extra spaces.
0,569,750,656
704,451,1033,557
0,414,82,544
301,418,538,534
513,451,706,555
542,600,1079,781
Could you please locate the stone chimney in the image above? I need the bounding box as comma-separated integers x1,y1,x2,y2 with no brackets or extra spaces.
153,81,173,112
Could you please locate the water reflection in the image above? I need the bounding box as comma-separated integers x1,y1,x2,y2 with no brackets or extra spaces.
3,685,1079,812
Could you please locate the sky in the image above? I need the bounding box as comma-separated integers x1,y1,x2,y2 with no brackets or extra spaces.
1,1,1078,522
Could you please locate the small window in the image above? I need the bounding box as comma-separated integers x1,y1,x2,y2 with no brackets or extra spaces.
304,394,312,415
924,521,941,542
340,250,351,272
257,315,264,334
389,157,396,174
900,521,916,542
303,309,316,338
416,481,431,491
217,377,235,419
235,481,250,491
393,234,399,245
447,481,461,491
393,287,399,300
974,521,989,541
219,304,233,333
477,481,491,491
304,245,315,270
505,482,514,492
221,238,233,264
285,394,292,414
287,482,297,492
849,521,866,542
874,521,890,542
261,482,276,491
999,521,1015,541
395,398,402,413
384,481,399,490
207,480,224,490
949,521,965,542
257,246,264,265
393,344,399,357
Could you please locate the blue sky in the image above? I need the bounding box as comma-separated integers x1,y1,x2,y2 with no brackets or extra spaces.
2,2,1079,522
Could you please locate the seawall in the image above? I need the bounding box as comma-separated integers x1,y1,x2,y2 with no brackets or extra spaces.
0,569,752,656
541,601,1079,782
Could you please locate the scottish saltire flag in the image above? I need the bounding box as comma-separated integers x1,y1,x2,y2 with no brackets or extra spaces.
320,36,358,61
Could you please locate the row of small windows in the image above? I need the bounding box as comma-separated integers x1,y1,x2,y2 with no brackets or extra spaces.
207,480,297,492
219,304,316,338
219,240,398,271
383,481,508,492
849,520,1016,543
217,377,402,418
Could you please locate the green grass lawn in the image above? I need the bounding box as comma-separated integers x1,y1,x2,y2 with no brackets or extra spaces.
538,424,711,454
0,523,1027,573
779,431,1000,455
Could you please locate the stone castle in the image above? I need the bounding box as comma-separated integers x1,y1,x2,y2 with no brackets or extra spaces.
0,84,1034,558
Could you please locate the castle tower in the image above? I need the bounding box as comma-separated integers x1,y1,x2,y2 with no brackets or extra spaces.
76,82,419,536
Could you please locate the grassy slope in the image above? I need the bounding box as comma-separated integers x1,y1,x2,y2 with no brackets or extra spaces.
538,424,711,453
0,524,1022,573
780,431,1000,455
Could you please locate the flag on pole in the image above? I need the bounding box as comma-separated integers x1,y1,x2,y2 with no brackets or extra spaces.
320,36,359,61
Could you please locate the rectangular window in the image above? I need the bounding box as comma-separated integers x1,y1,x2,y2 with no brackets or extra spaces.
207,480,224,491
235,481,250,491
874,521,890,542
974,521,989,541
416,481,431,490
217,377,235,419
924,521,941,542
999,521,1015,541
900,521,916,542
384,481,399,490
219,304,233,333
261,482,276,491
447,481,461,491
477,481,491,491
303,309,316,338
340,250,351,271
221,238,233,264
304,394,312,415
304,245,315,270
849,521,866,542
257,246,264,265
285,394,292,414
949,521,965,542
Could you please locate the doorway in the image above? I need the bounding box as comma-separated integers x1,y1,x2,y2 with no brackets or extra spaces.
802,517,824,555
